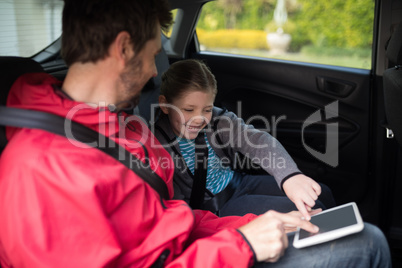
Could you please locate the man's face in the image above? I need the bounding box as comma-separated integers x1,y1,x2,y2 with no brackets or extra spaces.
118,25,162,106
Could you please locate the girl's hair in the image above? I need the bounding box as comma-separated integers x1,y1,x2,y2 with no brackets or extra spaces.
160,59,217,103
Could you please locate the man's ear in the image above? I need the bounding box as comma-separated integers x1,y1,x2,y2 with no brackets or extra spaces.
159,95,169,114
111,31,134,66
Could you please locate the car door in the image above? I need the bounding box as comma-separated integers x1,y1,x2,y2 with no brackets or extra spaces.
168,0,397,224
196,53,371,208
197,53,372,203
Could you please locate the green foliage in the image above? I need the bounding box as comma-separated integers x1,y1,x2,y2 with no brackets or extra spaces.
197,0,375,52
295,0,375,49
198,2,226,30
198,0,276,30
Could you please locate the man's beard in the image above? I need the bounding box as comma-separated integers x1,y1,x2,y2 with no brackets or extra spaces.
118,56,145,111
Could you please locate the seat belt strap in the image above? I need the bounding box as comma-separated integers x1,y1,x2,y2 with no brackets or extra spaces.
0,106,169,200
189,131,209,209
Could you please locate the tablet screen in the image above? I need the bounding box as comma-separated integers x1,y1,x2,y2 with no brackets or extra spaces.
293,202,364,248
299,204,358,239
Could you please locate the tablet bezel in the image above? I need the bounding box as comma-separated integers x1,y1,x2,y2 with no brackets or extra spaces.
293,202,364,249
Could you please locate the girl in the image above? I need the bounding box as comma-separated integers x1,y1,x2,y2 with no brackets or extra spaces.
154,59,335,218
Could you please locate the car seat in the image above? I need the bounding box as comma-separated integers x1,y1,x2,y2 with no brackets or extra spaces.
0,56,45,153
134,45,171,123
383,22,402,147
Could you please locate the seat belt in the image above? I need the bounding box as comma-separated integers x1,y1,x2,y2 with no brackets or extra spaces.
155,116,236,213
189,131,209,209
0,106,169,200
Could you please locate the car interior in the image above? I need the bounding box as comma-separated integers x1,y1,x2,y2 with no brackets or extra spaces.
0,0,402,266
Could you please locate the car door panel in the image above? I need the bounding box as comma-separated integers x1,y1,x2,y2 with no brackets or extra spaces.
193,53,371,205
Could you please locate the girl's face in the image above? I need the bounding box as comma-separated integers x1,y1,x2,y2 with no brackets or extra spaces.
160,89,215,140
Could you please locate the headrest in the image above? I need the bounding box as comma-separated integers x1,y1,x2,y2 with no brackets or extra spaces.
142,47,170,93
136,47,170,122
386,22,402,64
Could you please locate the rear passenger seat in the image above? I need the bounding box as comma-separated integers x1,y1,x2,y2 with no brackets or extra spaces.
0,56,45,153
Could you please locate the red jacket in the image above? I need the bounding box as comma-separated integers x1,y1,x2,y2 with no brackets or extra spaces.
0,73,257,268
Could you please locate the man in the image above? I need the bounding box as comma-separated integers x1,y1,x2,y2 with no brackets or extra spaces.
0,0,391,267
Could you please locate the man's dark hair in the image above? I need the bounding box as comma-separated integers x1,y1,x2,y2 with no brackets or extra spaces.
61,0,172,66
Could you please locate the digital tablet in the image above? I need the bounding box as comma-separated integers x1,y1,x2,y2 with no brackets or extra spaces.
293,202,364,249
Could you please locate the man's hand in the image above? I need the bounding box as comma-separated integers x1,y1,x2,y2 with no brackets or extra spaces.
283,174,321,220
283,209,322,233
238,210,319,263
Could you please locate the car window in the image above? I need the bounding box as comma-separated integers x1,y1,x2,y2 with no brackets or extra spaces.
0,0,63,57
196,0,375,70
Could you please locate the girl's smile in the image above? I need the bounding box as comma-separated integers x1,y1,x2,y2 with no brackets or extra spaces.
185,124,204,132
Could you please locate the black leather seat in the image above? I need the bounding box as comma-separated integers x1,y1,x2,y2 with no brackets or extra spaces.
134,46,170,123
383,22,402,147
0,57,44,106
0,56,45,153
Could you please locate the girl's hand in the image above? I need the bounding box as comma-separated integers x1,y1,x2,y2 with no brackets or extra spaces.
282,174,322,220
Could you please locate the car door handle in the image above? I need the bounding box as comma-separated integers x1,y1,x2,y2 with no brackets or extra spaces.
316,76,356,97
